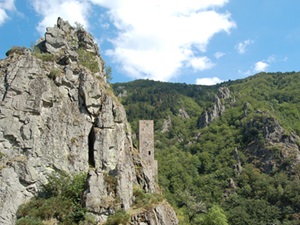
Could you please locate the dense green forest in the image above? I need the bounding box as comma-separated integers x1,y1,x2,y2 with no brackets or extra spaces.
113,72,300,225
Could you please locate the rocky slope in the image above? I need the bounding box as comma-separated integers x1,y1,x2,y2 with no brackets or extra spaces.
112,77,300,224
0,18,178,225
198,87,231,128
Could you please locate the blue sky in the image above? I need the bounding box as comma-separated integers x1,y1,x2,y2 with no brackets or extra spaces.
1,0,300,85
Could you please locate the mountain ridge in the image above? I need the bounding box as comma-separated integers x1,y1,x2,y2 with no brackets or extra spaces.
113,72,300,224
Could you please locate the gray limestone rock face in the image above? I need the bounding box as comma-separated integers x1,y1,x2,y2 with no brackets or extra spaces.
243,110,300,173
0,168,33,225
217,86,231,99
198,87,231,128
79,71,103,115
161,115,171,133
130,201,179,225
0,17,178,225
0,51,92,224
178,108,190,119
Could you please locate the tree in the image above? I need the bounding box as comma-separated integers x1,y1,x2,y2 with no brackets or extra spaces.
199,205,228,225
105,65,112,81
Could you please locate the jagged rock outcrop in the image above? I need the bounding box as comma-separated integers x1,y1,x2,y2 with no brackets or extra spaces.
198,87,231,128
130,201,178,225
0,18,178,225
233,147,242,175
161,116,172,133
243,109,300,172
178,108,190,119
116,86,128,98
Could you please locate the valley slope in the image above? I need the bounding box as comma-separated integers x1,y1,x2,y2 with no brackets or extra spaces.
113,73,300,225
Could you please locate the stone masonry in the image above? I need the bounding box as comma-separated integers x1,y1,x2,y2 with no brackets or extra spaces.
139,120,158,180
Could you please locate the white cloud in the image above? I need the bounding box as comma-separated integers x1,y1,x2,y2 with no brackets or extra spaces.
196,77,223,85
254,61,269,72
0,9,8,25
214,52,225,59
235,39,253,54
30,0,91,34
240,57,273,76
28,0,235,81
189,56,215,71
91,0,236,81
240,55,284,76
0,0,15,25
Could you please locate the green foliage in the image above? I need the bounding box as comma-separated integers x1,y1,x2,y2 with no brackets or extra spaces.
105,65,112,81
133,186,164,210
230,72,300,134
42,171,86,200
198,205,228,225
16,217,43,225
17,197,77,224
32,46,56,61
75,21,84,30
16,172,87,224
112,72,300,225
6,46,26,56
113,79,217,130
105,209,130,225
224,195,280,225
79,214,97,225
77,48,99,73
48,68,61,80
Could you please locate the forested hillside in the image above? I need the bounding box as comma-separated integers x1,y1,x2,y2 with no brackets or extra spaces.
113,72,300,225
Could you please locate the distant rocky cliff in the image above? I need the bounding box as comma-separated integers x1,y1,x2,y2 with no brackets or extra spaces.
0,18,178,225
198,87,231,128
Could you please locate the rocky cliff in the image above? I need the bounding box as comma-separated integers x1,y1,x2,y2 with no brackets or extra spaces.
242,106,300,173
0,18,178,225
198,87,231,128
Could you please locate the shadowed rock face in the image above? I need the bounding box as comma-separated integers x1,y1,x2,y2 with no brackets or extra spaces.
242,109,300,173
0,18,178,225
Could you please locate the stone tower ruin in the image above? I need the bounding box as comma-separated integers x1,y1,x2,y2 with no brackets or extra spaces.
139,120,157,179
